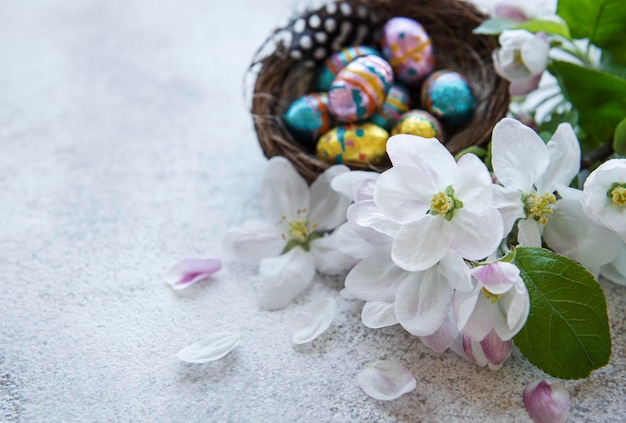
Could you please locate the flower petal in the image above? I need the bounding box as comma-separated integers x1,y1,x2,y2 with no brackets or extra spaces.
351,200,401,238
258,248,316,310
536,123,580,194
167,258,222,290
335,222,386,259
310,231,353,275
450,207,503,261
361,301,398,328
600,242,626,285
479,329,513,368
392,216,453,271
419,311,459,353
497,279,530,339
395,266,454,336
222,219,284,264
176,332,243,363
517,218,542,247
493,185,525,235
439,252,473,292
454,153,493,210
457,292,500,341
330,169,378,199
543,199,620,271
260,156,310,221
523,380,570,423
308,164,351,231
385,135,456,178
491,118,548,192
374,166,436,222
471,261,519,295
344,248,407,302
520,33,549,75
290,298,337,344
357,360,417,401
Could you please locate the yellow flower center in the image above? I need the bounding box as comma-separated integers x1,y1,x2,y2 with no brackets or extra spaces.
429,186,464,221
482,287,503,304
280,209,321,253
430,192,452,216
526,192,556,226
609,184,626,207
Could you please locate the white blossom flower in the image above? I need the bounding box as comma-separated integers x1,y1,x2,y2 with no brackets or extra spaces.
523,380,570,423
454,261,529,341
222,157,352,310
492,0,557,22
581,158,626,240
373,135,504,272
491,118,619,272
493,30,549,95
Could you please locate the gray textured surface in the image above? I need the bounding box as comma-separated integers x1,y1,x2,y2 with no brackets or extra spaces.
1,0,625,422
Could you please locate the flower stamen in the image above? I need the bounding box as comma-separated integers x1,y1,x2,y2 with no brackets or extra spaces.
608,183,626,207
429,185,464,221
525,192,556,225
481,287,503,304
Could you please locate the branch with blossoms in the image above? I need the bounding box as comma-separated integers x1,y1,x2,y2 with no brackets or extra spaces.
475,0,626,160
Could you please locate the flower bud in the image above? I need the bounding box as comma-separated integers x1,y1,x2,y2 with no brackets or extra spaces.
523,380,570,423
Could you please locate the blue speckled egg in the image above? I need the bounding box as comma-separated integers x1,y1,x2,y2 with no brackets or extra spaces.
328,55,394,123
369,83,412,131
381,17,435,87
314,45,382,91
283,92,335,145
420,70,476,127
316,123,389,164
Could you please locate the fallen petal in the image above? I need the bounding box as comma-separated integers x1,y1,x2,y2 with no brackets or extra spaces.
167,258,222,290
357,360,417,401
523,380,570,423
176,332,243,363
291,298,337,344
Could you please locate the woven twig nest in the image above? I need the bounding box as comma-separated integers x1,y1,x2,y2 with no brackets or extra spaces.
250,0,510,182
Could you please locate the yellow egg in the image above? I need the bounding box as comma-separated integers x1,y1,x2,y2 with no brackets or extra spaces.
391,109,443,140
316,123,389,164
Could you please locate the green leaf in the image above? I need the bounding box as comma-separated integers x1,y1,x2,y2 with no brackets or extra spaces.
557,0,626,64
514,19,571,39
614,117,626,156
552,59,626,151
473,18,516,35
513,247,611,379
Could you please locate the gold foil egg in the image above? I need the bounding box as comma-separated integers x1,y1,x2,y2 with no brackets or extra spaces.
391,109,443,140
316,123,389,164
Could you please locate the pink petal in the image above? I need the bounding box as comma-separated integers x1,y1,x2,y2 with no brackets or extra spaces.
167,258,222,290
357,360,417,401
471,261,519,295
479,329,513,367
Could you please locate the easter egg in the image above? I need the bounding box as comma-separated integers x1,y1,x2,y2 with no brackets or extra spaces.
316,123,389,164
328,55,394,123
283,92,335,146
369,83,412,131
314,45,382,91
381,17,435,87
391,110,443,140
285,2,381,69
421,70,476,127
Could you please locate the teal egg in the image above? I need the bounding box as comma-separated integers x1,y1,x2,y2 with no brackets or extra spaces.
421,70,476,127
283,92,335,146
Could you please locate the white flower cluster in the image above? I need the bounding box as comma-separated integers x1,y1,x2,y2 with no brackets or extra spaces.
334,117,625,369
221,117,625,371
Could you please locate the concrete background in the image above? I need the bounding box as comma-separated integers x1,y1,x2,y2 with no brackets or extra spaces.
1,0,625,421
